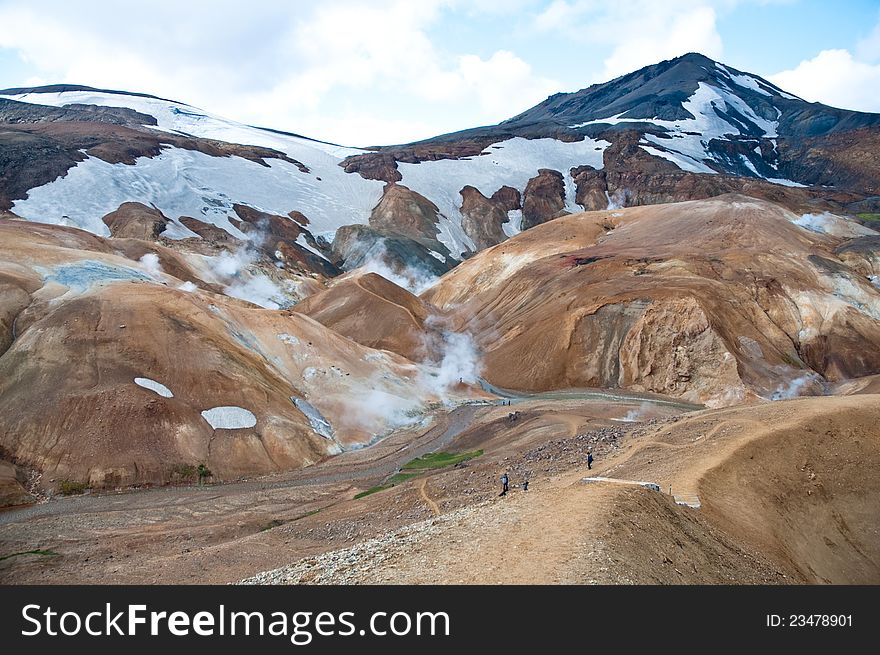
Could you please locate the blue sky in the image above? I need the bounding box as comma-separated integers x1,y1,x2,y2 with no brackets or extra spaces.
1,0,878,145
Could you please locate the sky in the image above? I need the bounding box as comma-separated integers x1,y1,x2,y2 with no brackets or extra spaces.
0,0,878,146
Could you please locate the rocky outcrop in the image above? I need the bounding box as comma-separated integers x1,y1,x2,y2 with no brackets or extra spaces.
341,152,401,183
571,166,608,211
331,224,452,280
232,204,339,277
179,216,238,243
777,128,880,195
617,297,746,403
369,183,442,243
522,169,568,230
340,137,497,182
101,202,169,240
0,460,33,507
491,185,522,211
459,186,510,250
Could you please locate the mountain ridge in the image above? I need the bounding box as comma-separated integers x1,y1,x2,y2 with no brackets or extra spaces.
2,52,879,275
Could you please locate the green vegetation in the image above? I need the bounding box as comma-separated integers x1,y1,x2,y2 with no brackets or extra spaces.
779,352,804,368
387,472,420,485
58,480,88,496
0,549,59,562
354,486,388,499
168,463,212,484
354,473,421,499
355,451,483,500
401,450,483,470
197,463,213,483
856,213,880,222
169,463,198,482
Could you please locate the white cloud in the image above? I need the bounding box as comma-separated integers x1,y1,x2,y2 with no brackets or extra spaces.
532,1,724,81
0,0,557,145
600,6,722,80
417,50,559,115
856,18,880,63
770,49,880,112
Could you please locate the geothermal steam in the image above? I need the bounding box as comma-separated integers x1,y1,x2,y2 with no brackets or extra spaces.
209,227,290,309
350,242,439,295
138,253,163,277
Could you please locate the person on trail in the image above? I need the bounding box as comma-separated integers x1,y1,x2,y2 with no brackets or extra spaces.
500,472,509,496
587,451,594,470
522,479,529,491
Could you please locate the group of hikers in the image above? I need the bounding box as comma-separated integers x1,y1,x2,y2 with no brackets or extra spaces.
498,450,593,496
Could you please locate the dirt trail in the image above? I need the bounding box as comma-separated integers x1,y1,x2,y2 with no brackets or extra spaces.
7,391,875,585
418,479,440,517
245,395,880,585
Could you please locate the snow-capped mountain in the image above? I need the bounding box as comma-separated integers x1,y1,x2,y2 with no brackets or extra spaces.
2,53,879,272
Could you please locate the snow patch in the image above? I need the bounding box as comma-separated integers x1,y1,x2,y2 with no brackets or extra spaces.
640,145,716,174
201,406,257,429
11,147,382,241
502,209,523,238
134,377,173,398
578,82,788,181
764,177,806,187
292,397,335,440
715,63,773,97
396,136,609,258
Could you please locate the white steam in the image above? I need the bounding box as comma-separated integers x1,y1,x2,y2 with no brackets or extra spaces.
225,276,288,310
792,212,878,238
357,244,439,295
770,372,822,401
605,189,629,211
138,252,163,277
178,281,198,292
423,330,482,394
207,228,290,309
418,315,483,402
612,402,651,422
338,385,423,436
793,212,835,234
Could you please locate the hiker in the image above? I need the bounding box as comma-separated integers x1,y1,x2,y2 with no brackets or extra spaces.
587,451,594,470
499,472,509,496
522,479,529,491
